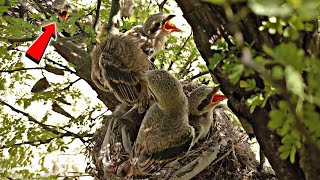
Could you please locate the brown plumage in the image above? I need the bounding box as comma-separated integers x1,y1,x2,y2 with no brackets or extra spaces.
129,70,194,176
124,13,181,58
188,86,226,143
91,35,150,113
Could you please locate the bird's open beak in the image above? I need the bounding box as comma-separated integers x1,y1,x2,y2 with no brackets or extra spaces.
211,92,226,104
57,10,69,21
163,15,181,33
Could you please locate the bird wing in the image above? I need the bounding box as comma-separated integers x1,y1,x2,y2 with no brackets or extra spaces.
130,137,193,175
130,116,194,176
100,60,141,104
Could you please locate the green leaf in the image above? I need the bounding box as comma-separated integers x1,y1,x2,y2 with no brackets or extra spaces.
45,64,65,75
229,64,244,84
271,65,284,80
208,53,223,70
279,144,291,153
280,150,290,160
239,79,256,91
290,146,296,163
284,66,305,98
269,110,284,130
31,77,50,93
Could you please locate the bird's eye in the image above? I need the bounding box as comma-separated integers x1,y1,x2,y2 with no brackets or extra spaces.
155,22,161,28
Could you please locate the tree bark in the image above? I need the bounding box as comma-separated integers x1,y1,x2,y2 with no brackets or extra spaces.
174,0,316,179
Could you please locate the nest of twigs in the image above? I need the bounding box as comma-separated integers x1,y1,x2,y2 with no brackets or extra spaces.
91,83,277,180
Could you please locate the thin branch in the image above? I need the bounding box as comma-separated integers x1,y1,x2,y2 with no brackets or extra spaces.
107,0,121,34
1,36,37,43
0,99,61,135
93,0,102,29
0,67,46,73
168,33,192,71
62,77,81,90
156,0,168,11
0,99,93,148
0,137,56,149
190,70,209,80
32,0,50,19
45,57,77,74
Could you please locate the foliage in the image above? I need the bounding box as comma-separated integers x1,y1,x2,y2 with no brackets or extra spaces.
207,0,320,164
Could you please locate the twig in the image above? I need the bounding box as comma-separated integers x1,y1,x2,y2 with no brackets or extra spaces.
45,57,77,74
0,99,91,146
173,145,223,179
93,0,102,29
168,33,192,71
33,0,50,19
156,0,168,11
0,137,56,149
0,99,61,135
2,36,37,43
62,77,81,90
0,67,46,73
190,70,209,80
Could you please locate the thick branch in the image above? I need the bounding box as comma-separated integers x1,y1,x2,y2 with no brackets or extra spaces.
50,41,119,110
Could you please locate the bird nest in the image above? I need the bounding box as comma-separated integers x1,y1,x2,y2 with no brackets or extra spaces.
91,106,276,180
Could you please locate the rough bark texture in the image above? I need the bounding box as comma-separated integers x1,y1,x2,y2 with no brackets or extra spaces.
174,0,320,179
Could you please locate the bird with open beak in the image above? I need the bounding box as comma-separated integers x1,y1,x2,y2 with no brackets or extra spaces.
52,0,76,22
188,86,226,143
91,13,182,114
124,13,181,58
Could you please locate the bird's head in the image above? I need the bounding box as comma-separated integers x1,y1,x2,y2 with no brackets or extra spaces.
142,13,181,39
189,86,226,115
54,2,75,22
145,70,187,110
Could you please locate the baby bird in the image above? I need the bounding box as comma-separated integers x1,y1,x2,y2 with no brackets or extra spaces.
124,13,181,58
188,86,226,143
52,0,76,21
129,70,195,176
91,35,150,113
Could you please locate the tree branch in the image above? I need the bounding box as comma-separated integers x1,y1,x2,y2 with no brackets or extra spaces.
93,0,102,29
107,0,121,34
0,67,46,73
189,70,209,80
1,36,37,43
50,40,120,110
32,0,50,19
0,99,61,135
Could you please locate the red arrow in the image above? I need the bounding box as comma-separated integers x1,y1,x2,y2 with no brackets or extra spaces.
26,23,56,64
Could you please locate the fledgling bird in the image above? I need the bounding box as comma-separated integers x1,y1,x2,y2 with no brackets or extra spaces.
188,86,226,143
52,0,77,22
91,35,150,113
123,13,181,58
129,69,195,176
